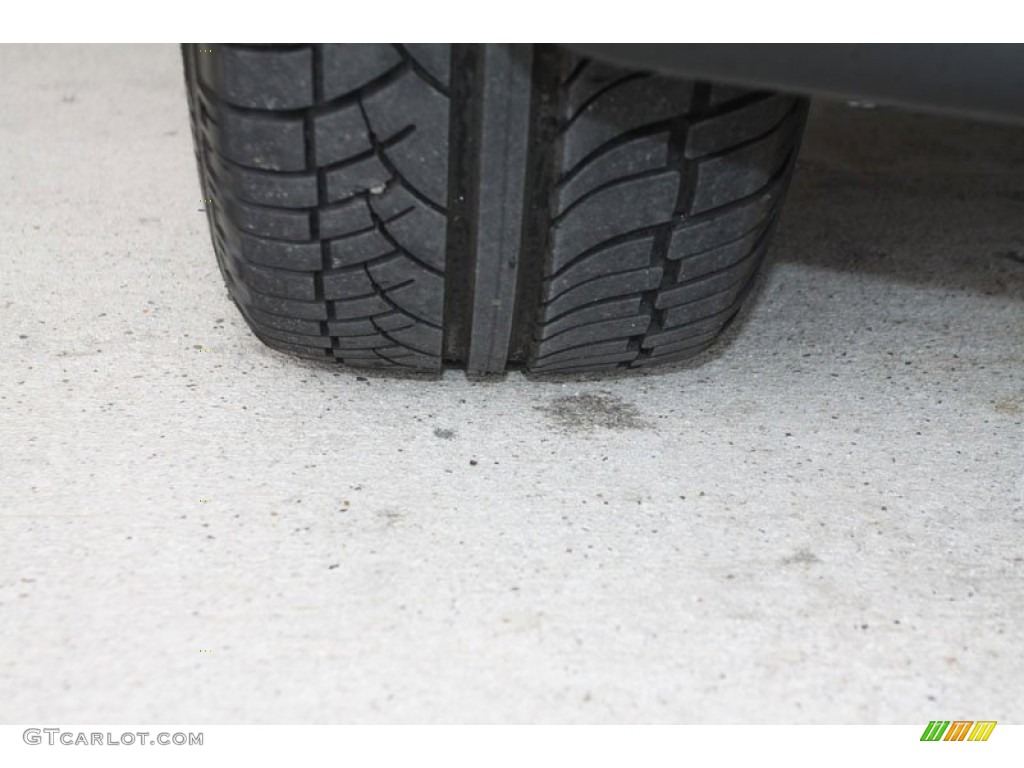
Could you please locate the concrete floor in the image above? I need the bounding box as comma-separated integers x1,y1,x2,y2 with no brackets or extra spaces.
0,45,1021,724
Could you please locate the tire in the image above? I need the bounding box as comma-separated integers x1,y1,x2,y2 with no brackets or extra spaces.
183,44,807,375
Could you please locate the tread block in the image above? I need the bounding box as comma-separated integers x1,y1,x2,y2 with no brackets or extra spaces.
321,44,402,101
331,294,393,319
557,133,668,214
371,313,415,332
402,44,451,88
206,152,319,208
562,76,692,172
641,307,740,348
546,237,654,296
215,206,320,270
313,103,372,166
675,227,768,284
538,297,642,340
249,321,333,348
550,172,679,271
327,228,394,268
662,284,747,328
379,349,440,369
566,62,634,115
327,318,377,336
368,257,445,326
686,96,795,158
641,330,720,359
656,250,759,310
381,322,443,355
690,113,799,214
332,333,394,350
217,105,306,172
244,262,317,300
538,316,650,356
375,279,443,326
534,351,639,372
544,268,662,319
669,175,783,260
259,335,332,360
368,183,447,271
535,338,632,366
317,197,374,239
633,344,712,367
322,267,373,299
248,306,322,336
332,348,385,360
334,354,399,368
200,46,314,110
247,291,327,320
228,198,312,241
238,230,322,270
325,154,391,202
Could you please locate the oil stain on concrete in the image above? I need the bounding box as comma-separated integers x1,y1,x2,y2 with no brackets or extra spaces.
782,549,822,566
993,395,1022,416
537,392,651,432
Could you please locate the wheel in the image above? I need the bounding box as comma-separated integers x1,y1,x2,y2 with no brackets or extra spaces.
183,44,808,374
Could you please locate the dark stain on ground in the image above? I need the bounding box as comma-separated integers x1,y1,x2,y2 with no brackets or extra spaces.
433,427,456,439
537,392,650,432
377,508,404,528
993,395,1022,416
782,549,822,566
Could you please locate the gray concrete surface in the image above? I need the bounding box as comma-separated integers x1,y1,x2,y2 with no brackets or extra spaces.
1,45,1022,724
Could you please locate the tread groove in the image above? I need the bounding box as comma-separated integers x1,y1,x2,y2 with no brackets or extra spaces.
442,44,480,363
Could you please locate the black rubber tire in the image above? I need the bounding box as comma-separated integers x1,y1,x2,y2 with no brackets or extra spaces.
183,44,808,375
